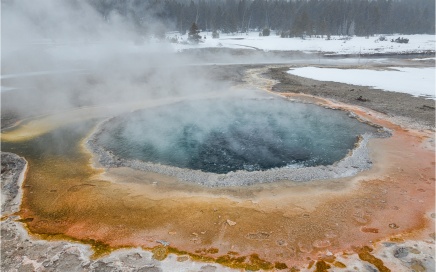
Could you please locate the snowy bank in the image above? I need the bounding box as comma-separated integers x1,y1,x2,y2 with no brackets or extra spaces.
170,32,435,56
287,67,435,99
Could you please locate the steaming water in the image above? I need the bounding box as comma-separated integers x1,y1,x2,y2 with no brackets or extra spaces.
96,98,375,174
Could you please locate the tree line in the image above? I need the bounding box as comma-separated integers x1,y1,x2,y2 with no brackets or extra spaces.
89,0,435,37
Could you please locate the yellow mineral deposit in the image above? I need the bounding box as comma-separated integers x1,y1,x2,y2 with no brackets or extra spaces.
5,91,435,270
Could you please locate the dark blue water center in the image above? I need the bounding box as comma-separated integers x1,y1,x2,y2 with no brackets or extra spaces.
96,98,375,174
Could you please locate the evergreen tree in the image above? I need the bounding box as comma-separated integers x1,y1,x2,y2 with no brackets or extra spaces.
88,0,435,37
212,29,220,38
188,22,201,43
262,28,270,36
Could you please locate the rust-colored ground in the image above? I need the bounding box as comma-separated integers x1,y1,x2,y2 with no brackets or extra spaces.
9,92,436,270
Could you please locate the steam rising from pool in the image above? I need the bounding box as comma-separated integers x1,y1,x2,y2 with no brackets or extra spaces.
95,98,376,174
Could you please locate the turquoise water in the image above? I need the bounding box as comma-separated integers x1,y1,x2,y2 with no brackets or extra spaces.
96,98,375,174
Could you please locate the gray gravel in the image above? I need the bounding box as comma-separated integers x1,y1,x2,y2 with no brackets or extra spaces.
269,66,435,129
1,152,27,215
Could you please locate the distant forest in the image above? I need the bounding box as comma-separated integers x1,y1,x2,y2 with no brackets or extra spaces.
89,0,435,37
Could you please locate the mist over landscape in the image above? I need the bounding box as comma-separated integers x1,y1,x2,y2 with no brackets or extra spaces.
95,98,376,173
1,0,435,271
1,0,225,125
2,0,435,125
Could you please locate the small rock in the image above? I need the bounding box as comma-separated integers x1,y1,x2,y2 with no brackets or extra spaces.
276,239,287,246
408,247,421,254
410,259,426,272
389,223,399,229
156,240,170,246
382,242,396,247
356,95,369,102
137,267,161,272
226,219,236,226
177,256,189,262
127,253,142,260
394,247,408,258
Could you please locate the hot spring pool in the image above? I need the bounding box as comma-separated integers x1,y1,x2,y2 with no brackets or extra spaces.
92,97,378,177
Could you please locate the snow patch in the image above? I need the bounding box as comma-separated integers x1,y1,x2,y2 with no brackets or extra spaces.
287,67,435,99
170,32,435,56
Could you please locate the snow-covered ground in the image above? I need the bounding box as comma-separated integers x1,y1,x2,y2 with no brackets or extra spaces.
288,67,435,99
170,31,435,56
2,32,434,94
171,31,435,97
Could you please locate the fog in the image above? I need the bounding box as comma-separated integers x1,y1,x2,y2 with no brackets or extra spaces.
94,97,377,174
1,0,236,125
1,0,378,174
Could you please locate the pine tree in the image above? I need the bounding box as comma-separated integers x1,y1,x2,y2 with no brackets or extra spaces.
188,22,201,43
212,30,220,38
262,28,270,36
89,0,435,37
